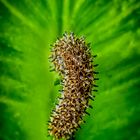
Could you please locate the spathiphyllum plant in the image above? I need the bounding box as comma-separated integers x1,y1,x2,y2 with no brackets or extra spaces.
0,0,140,140
48,32,99,140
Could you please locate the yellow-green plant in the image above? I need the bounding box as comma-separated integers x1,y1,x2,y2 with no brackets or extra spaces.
0,0,140,140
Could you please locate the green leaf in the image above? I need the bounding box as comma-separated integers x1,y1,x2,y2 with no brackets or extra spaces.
54,78,61,86
0,0,140,140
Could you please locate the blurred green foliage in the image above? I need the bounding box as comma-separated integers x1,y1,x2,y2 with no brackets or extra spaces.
0,0,140,140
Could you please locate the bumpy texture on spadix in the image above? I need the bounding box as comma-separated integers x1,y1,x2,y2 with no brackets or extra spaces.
48,32,98,140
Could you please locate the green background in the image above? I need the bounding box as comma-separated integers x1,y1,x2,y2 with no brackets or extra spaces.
0,0,140,140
